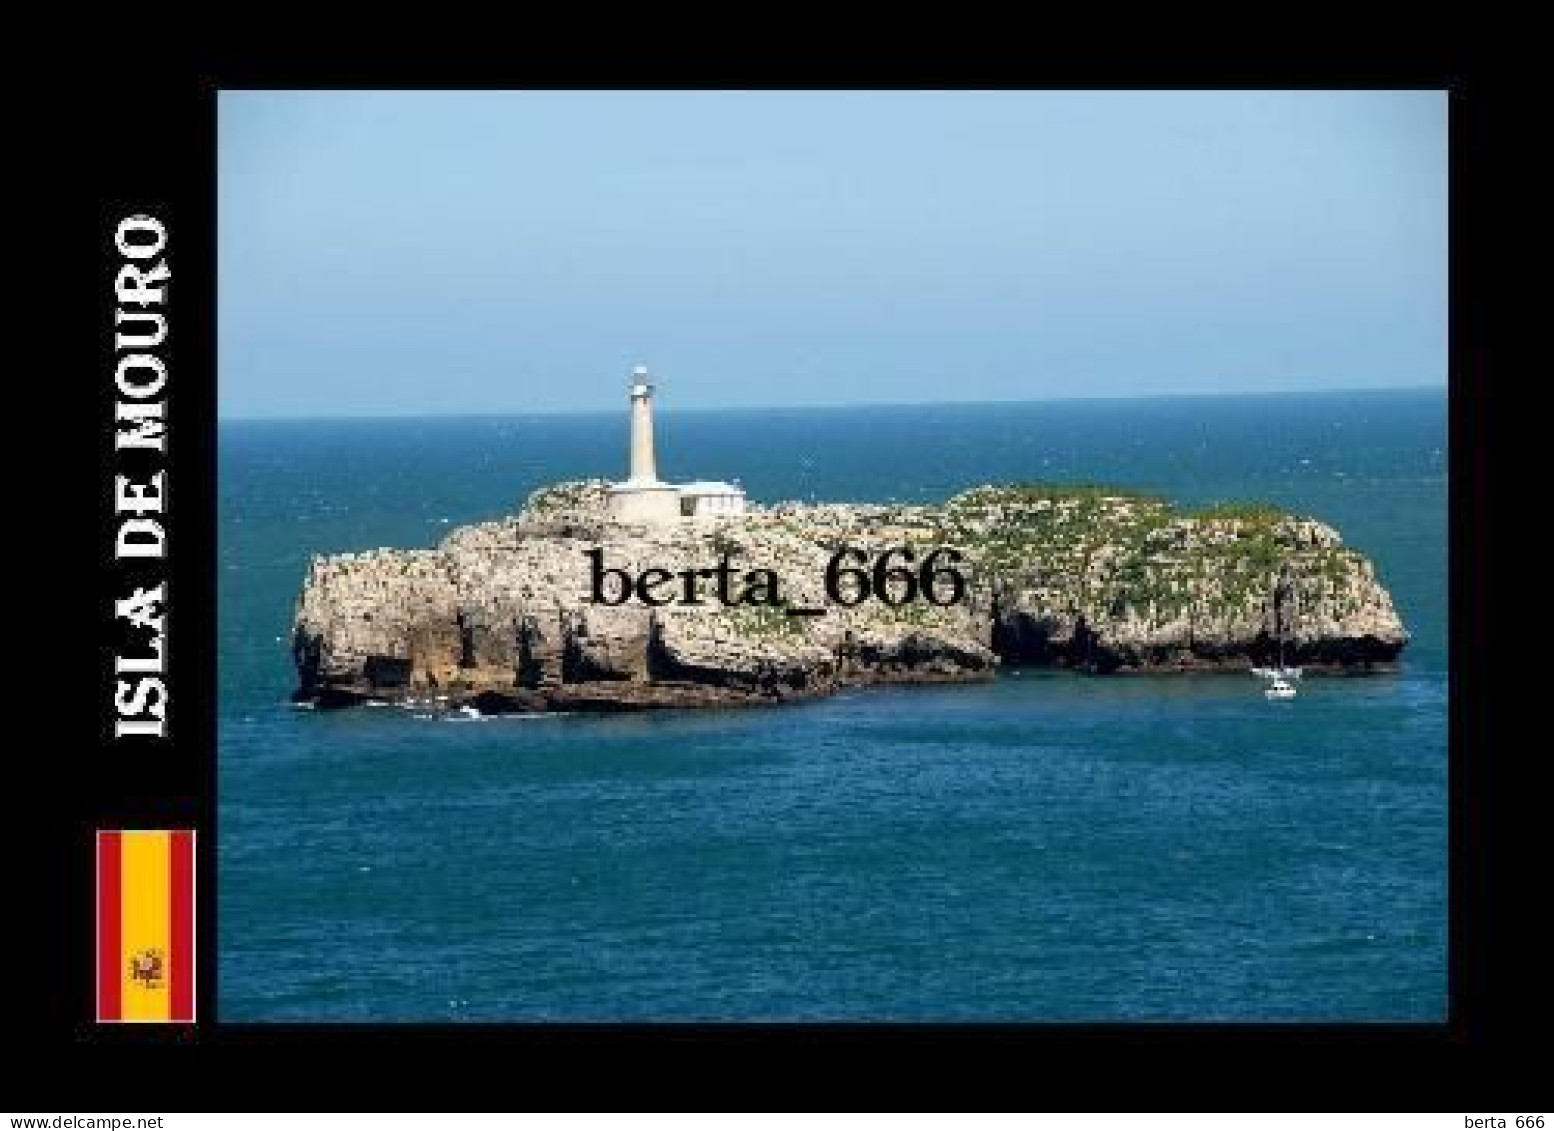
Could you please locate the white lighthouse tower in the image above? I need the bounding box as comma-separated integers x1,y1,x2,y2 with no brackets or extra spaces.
606,366,682,522
626,366,661,483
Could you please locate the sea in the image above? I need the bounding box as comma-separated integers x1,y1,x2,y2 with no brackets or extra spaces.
218,388,1447,1021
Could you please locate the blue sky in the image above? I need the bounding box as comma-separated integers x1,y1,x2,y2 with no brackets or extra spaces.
218,90,1445,418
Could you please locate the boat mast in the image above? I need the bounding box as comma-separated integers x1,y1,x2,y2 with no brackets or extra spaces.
1276,563,1292,670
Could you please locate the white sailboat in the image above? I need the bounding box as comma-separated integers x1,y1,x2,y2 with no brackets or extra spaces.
1255,569,1300,698
1264,675,1297,701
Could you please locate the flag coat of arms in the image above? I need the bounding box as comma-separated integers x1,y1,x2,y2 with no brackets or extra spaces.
96,829,195,1022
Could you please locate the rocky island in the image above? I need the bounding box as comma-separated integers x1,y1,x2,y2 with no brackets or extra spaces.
291,478,1408,713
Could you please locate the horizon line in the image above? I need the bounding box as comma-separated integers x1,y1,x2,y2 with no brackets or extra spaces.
218,382,1444,424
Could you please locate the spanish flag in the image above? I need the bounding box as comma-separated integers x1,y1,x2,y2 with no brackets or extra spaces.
96,830,195,1023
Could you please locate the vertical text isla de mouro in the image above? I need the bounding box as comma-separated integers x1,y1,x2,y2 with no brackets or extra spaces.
112,215,170,739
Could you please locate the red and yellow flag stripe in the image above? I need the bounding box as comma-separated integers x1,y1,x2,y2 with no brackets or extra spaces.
96,830,195,1022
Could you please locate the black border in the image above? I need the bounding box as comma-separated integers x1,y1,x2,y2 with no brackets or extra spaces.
40,49,1512,1096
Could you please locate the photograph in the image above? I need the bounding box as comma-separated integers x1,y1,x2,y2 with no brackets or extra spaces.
214,90,1448,1022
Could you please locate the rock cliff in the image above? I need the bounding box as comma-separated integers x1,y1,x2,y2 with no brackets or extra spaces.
291,480,1408,711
